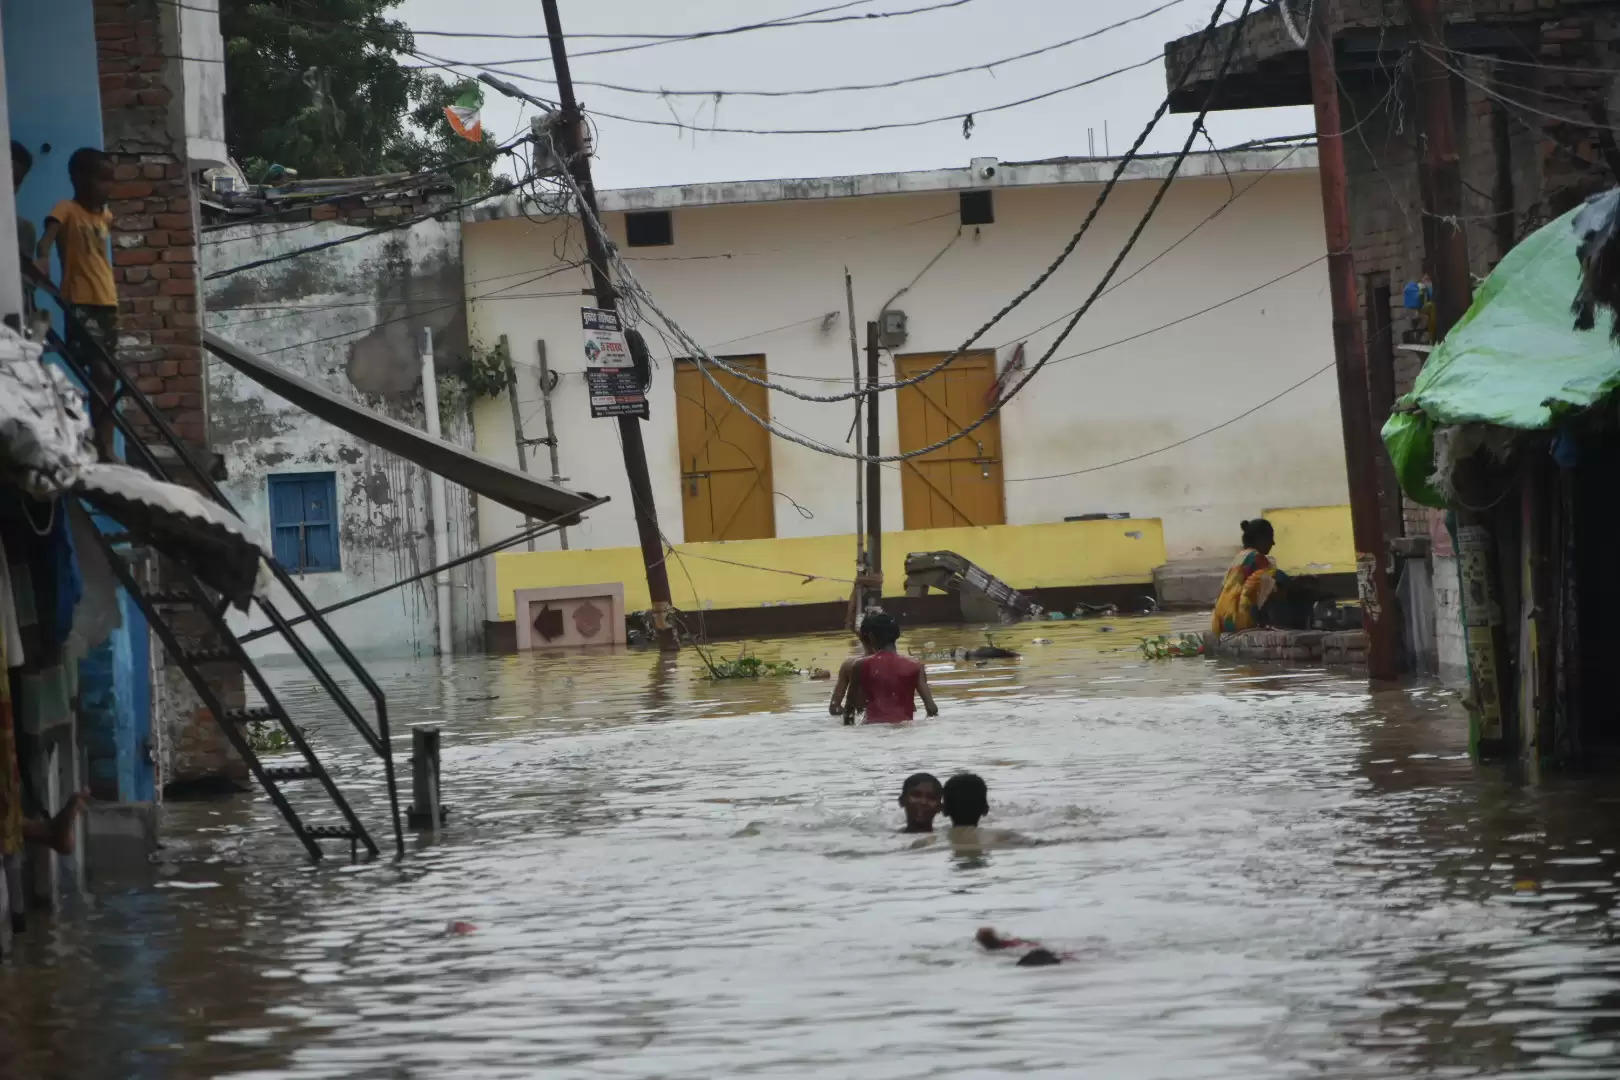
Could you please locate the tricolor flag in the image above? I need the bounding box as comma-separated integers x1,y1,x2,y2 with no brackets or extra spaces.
444,83,484,142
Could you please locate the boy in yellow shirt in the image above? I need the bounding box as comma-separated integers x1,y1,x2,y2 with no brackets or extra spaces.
37,147,117,460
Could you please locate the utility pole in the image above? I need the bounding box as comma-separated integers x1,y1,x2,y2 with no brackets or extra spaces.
845,271,867,614
1304,0,1400,680
534,339,570,550
539,0,678,650
500,334,537,551
1407,0,1511,755
420,327,454,657
864,321,882,610
1407,0,1472,333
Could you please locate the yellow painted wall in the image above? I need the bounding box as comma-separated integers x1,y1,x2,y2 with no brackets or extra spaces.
1263,504,1355,575
493,518,1166,619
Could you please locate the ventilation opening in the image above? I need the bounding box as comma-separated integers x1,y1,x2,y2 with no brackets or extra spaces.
625,210,673,247
960,190,994,226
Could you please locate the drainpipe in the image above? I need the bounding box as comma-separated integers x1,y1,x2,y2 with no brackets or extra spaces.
420,327,453,657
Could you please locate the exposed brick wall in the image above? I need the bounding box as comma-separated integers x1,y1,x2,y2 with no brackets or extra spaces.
95,0,244,789
1536,13,1620,215
93,0,205,449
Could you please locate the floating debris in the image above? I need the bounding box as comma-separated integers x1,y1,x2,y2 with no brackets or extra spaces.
1139,633,1206,660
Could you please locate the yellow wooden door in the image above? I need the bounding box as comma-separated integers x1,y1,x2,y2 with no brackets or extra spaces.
894,351,1005,529
673,356,776,542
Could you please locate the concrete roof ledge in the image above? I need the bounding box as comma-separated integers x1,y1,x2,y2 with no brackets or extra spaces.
465,146,1317,222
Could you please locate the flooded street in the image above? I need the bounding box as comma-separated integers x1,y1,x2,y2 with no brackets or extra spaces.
8,616,1620,1078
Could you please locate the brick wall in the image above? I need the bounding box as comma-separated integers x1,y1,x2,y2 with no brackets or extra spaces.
93,0,205,448
94,0,245,789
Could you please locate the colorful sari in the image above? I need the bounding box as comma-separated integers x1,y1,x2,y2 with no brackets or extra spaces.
1212,548,1281,636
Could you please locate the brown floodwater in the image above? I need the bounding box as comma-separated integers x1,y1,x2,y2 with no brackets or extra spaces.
5,615,1620,1079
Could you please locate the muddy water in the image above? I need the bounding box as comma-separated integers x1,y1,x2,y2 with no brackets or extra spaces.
7,617,1620,1078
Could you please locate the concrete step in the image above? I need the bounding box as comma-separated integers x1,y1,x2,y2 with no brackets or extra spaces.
1152,558,1232,609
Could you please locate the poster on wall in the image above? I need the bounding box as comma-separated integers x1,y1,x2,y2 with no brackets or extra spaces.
581,307,648,419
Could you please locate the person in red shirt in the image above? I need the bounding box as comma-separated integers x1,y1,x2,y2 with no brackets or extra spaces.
852,612,937,725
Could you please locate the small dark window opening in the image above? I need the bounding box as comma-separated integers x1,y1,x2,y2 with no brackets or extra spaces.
625,210,673,247
960,190,994,226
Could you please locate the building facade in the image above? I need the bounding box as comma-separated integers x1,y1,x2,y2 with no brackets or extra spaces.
463,148,1360,639
1164,0,1620,687
202,188,486,661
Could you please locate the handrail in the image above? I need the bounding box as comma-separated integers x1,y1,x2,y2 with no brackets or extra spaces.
27,267,403,857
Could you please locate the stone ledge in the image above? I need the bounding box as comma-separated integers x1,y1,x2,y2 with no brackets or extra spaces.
1204,628,1368,671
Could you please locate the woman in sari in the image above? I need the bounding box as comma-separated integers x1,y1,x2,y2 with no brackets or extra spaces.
1212,519,1287,636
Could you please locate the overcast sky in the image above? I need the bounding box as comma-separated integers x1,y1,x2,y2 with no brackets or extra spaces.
396,0,1311,190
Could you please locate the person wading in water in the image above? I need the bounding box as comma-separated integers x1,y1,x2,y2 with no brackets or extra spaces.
831,613,937,725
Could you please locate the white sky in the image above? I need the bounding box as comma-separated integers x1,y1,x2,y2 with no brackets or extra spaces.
396,0,1310,190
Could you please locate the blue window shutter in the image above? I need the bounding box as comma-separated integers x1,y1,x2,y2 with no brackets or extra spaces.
268,472,340,573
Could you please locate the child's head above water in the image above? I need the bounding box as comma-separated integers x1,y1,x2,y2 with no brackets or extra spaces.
859,611,901,651
943,772,989,826
898,771,942,832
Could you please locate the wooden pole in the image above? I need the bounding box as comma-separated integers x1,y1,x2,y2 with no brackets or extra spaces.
1407,0,1516,755
540,0,677,650
845,270,869,622
500,334,537,551
864,321,882,610
1305,0,1401,680
535,340,569,550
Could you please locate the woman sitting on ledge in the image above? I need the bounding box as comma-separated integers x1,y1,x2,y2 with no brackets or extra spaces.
1213,518,1289,636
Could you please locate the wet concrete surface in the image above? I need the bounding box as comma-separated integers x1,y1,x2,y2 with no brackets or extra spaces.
6,615,1620,1078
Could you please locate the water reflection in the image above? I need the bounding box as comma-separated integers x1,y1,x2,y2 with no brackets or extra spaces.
7,617,1620,1076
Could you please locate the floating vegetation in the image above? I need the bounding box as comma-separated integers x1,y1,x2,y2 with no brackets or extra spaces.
1139,633,1206,660
247,721,298,754
697,648,802,680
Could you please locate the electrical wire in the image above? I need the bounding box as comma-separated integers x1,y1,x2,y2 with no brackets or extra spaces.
1006,361,1336,482
168,0,870,43
413,1,1187,101
211,262,589,355
602,0,1259,464
567,54,1168,137
204,168,543,281
552,0,1235,410
987,142,1309,350
1424,45,1620,133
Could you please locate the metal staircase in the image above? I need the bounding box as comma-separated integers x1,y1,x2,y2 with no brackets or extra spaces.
36,280,403,862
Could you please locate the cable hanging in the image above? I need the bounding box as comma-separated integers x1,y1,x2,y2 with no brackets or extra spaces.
568,0,1260,465
411,1,1187,101
547,0,1238,410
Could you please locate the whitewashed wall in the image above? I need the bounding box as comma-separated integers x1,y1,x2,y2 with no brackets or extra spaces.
204,216,484,660
466,165,1347,619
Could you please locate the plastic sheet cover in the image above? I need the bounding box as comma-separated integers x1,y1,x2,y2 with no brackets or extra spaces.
1382,202,1620,507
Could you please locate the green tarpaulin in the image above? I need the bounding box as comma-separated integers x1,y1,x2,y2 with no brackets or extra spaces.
1381,204,1620,507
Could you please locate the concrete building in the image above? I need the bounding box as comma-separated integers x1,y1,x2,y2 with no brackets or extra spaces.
202,188,486,661
462,147,1361,641
3,0,236,795
1162,0,1620,687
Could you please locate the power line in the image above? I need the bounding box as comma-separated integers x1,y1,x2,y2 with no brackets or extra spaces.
1007,361,1336,482
563,0,1240,411
594,0,1259,464
209,262,589,355
412,1,1186,101
204,169,555,281
988,143,1309,350
199,136,532,238
559,54,1167,137
168,0,872,43
446,0,977,55
1424,45,1620,134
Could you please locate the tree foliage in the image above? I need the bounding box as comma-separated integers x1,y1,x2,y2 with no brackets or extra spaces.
220,0,496,189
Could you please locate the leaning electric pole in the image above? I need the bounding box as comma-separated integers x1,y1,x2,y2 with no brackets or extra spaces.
539,0,679,651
